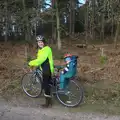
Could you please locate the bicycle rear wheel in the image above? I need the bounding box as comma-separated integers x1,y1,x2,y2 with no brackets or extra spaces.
56,78,83,107
21,72,43,98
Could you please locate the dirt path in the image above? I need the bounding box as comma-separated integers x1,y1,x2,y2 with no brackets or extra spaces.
0,96,120,120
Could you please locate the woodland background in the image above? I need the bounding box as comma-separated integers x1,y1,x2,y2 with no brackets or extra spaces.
0,0,120,114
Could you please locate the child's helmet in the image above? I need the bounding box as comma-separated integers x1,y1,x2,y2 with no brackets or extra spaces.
64,53,72,59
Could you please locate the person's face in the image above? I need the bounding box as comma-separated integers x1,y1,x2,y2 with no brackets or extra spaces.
37,41,44,48
64,57,71,64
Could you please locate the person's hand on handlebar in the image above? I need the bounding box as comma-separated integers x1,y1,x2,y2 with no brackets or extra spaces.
23,63,35,73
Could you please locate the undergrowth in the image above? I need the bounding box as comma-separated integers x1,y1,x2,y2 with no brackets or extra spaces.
1,42,120,115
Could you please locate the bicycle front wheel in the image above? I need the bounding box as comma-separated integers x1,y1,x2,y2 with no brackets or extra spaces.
21,72,43,98
56,79,83,107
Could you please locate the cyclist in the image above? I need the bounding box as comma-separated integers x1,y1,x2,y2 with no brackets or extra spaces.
59,53,77,90
28,35,54,108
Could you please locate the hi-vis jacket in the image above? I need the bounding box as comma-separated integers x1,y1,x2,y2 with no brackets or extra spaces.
28,46,54,74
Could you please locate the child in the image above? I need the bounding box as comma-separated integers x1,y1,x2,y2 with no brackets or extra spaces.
59,53,77,90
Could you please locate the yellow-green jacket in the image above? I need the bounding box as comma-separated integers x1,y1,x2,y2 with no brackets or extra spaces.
28,46,54,74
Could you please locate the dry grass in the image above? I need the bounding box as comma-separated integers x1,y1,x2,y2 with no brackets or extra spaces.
1,42,120,114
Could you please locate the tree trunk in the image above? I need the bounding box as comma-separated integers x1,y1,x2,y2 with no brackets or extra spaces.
5,1,8,42
69,0,72,34
69,0,75,35
52,15,55,43
91,0,96,41
51,0,56,44
85,1,89,45
100,0,105,43
55,0,61,50
111,7,114,38
22,0,31,41
114,19,120,48
22,0,26,40
100,13,105,42
71,0,75,35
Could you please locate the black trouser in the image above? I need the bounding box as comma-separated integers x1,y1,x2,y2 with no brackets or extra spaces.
42,74,52,97
41,58,52,97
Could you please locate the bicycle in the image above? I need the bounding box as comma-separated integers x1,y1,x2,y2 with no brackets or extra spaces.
21,64,84,107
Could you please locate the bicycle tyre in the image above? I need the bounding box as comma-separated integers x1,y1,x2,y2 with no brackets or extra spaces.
56,78,84,107
21,72,43,98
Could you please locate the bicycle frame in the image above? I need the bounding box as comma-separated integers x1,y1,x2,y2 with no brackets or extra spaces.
32,67,59,93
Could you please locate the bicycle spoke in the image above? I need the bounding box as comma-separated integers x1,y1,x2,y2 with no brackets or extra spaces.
21,72,42,98
56,79,83,107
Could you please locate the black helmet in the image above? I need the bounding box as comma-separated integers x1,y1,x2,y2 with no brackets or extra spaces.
36,35,46,43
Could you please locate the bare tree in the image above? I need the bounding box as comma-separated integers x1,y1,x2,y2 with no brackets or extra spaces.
85,0,89,45
69,0,75,35
114,17,120,48
22,0,31,41
100,0,105,42
5,1,8,42
51,0,56,43
55,0,61,50
91,0,96,41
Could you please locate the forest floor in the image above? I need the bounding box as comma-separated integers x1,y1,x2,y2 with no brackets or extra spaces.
1,41,120,115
